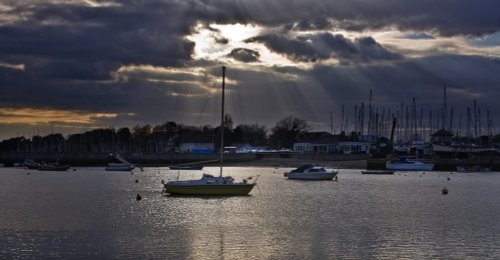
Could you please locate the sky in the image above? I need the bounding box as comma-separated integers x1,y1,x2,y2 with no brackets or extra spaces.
1,0,500,140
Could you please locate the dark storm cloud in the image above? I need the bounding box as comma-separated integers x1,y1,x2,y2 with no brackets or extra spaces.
27,60,119,80
228,48,260,62
222,0,500,37
309,54,500,110
248,33,402,63
283,18,333,31
0,0,203,115
0,22,192,70
0,0,500,140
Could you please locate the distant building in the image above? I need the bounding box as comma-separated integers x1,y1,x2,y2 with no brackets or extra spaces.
293,132,337,154
336,141,371,154
293,132,381,154
431,129,454,144
293,142,336,154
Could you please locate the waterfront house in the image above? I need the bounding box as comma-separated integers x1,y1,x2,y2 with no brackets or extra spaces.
336,141,371,154
293,132,337,154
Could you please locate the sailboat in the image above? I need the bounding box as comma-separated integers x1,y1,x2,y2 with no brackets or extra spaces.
162,67,256,195
105,152,136,171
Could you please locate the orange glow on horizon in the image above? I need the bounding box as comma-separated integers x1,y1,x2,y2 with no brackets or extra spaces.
0,108,117,126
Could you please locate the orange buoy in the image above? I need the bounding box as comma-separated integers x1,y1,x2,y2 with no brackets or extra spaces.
442,188,448,195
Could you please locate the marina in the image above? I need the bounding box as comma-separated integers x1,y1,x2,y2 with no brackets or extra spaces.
1,0,500,259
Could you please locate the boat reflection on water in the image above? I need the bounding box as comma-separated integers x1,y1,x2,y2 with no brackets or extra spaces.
168,164,204,170
361,170,395,175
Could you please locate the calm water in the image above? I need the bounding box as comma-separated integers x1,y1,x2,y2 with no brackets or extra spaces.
1,166,500,259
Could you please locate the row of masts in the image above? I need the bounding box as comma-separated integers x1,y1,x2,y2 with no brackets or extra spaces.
332,86,495,143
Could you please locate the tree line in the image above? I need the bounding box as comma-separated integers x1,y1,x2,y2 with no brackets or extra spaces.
0,116,311,153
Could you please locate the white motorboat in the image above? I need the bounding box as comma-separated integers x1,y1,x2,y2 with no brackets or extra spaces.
385,157,434,171
105,152,136,171
162,67,256,196
105,163,135,171
284,164,338,180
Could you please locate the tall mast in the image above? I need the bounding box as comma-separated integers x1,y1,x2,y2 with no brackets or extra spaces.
220,66,226,177
474,100,478,139
341,105,345,133
443,85,447,130
467,107,472,138
449,107,454,133
330,110,333,134
368,89,373,135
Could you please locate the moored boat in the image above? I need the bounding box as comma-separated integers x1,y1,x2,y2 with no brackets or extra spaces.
105,163,135,171
38,164,71,171
163,174,255,195
162,67,256,196
21,159,41,169
385,157,434,171
284,164,338,180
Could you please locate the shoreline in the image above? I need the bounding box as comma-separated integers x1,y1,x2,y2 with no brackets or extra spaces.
218,157,367,169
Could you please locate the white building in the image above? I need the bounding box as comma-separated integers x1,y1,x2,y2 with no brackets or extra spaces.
177,143,215,154
293,142,336,154
336,141,372,154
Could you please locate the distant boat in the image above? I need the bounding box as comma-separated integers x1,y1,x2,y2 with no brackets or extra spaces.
106,152,136,171
169,164,203,170
385,157,434,171
361,170,395,175
162,67,256,196
38,161,71,171
284,164,338,180
456,165,491,172
105,163,135,171
21,158,40,169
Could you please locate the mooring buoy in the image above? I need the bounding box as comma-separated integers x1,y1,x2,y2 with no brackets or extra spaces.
136,194,142,201
442,188,448,195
